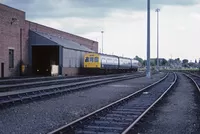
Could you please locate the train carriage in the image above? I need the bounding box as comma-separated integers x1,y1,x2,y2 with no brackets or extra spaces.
100,55,118,69
131,59,139,71
119,57,132,69
83,52,139,75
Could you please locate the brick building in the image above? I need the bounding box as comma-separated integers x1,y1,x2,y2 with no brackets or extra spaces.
0,4,98,77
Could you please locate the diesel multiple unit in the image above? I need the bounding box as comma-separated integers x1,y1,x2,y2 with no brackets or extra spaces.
83,53,139,74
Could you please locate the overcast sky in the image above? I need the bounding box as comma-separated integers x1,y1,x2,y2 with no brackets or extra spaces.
2,0,200,62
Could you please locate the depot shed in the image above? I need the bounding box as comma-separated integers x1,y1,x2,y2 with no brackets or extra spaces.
29,30,94,76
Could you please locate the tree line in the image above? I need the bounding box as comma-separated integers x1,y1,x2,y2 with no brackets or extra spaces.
134,56,199,67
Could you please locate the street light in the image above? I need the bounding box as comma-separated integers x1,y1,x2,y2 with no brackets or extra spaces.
101,31,104,53
155,8,160,71
146,0,151,78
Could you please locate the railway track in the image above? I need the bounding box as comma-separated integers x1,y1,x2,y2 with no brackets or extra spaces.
0,73,147,107
0,73,143,92
0,75,79,85
48,72,177,134
183,73,200,92
0,73,133,85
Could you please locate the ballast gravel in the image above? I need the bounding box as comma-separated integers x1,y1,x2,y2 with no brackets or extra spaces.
0,72,165,134
131,73,200,134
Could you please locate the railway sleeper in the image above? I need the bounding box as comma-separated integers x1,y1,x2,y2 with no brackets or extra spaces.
93,120,130,126
78,125,123,133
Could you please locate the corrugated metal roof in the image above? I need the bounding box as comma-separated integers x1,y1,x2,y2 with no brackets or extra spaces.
30,30,94,52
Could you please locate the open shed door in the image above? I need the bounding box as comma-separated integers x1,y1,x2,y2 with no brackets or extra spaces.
32,46,59,76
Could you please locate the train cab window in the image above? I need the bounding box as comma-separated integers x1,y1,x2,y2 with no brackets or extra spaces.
95,57,99,62
89,57,94,62
85,57,89,62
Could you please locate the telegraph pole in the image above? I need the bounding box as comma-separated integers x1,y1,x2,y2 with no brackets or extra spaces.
146,0,151,78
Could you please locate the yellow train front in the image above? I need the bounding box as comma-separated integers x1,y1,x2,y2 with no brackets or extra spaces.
84,53,101,68
83,53,119,75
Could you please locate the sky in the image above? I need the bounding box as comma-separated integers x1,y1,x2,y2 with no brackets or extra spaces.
1,0,200,62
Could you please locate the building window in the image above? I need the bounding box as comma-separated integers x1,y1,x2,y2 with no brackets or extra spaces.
9,49,14,68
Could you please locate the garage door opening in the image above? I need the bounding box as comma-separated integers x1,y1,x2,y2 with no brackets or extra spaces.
32,46,59,76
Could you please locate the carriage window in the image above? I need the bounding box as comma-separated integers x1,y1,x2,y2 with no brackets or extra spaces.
89,57,94,62
85,57,89,62
95,57,99,62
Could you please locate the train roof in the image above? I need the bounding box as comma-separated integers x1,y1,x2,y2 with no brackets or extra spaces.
86,52,135,60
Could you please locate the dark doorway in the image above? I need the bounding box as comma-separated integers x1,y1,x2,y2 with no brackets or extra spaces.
32,46,59,76
1,62,4,78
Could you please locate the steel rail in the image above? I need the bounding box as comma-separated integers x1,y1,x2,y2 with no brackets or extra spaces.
186,72,200,78
0,76,71,85
0,72,136,85
0,73,141,92
48,72,176,134
122,72,177,133
0,74,142,92
183,73,200,92
0,73,146,107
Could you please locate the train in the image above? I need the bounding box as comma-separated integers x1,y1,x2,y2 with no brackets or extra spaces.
82,52,140,75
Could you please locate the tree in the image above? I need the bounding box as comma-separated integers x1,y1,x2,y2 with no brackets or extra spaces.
182,59,189,67
150,60,156,66
175,58,181,63
182,59,189,64
160,58,168,66
142,60,146,66
134,56,143,64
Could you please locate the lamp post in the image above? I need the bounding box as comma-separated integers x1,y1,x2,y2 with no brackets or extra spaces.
146,0,151,78
101,31,104,53
155,8,160,71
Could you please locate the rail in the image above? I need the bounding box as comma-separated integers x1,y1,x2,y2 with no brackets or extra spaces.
48,72,177,134
183,73,200,92
0,73,147,107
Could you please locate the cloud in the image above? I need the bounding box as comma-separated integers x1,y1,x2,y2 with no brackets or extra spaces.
33,17,105,35
2,0,199,19
190,12,200,20
32,10,146,35
177,26,186,31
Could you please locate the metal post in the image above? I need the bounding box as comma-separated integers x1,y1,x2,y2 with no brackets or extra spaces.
146,0,151,78
20,28,23,76
155,8,160,71
101,31,104,53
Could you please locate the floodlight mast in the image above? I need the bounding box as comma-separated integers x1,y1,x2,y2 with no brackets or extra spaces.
146,0,151,78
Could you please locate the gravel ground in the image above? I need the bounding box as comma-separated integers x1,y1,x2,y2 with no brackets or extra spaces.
0,72,165,134
131,72,200,134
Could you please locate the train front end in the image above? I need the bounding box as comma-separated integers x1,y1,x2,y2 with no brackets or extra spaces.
83,53,101,75
84,53,100,68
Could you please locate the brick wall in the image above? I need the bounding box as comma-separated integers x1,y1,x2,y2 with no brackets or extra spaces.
0,4,25,77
